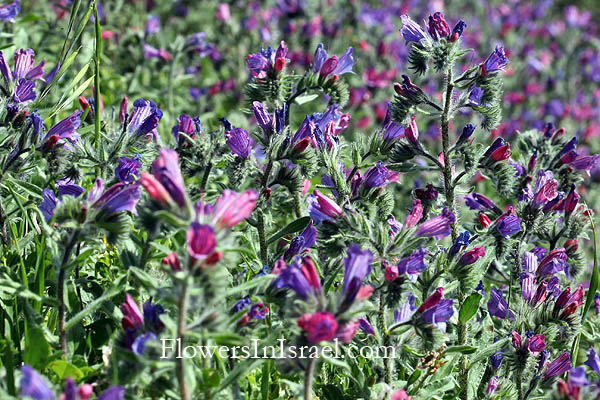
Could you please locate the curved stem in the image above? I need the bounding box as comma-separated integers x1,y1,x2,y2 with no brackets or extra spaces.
304,357,316,400
176,280,189,400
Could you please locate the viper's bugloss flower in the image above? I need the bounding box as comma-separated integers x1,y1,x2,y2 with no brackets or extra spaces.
522,252,538,273
306,189,342,224
397,248,427,282
544,352,571,379
145,14,160,36
143,44,171,61
394,76,424,104
528,151,537,171
489,142,511,162
553,284,584,318
211,189,258,229
56,177,85,198
457,123,476,145
381,109,405,146
298,311,338,343
416,207,455,239
416,287,443,314
405,115,419,146
496,215,521,238
128,98,162,139
172,114,202,145
87,179,141,216
571,154,600,174
564,184,580,218
585,348,600,375
358,317,375,336
490,348,503,369
415,184,438,202
537,248,567,276
187,222,216,262
285,221,317,259
483,138,505,158
486,376,499,396
20,365,54,400
449,230,470,256
0,49,44,104
385,262,399,282
556,137,578,159
392,389,412,400
480,46,508,76
488,288,511,319
225,127,251,158
273,256,320,298
119,96,128,123
39,189,58,222
479,213,492,228
459,246,485,265
520,273,535,302
511,161,525,177
464,192,497,211
341,244,373,304
162,252,181,272
251,101,272,132
248,302,268,319
142,148,186,209
115,155,141,184
335,320,360,344
395,294,417,324
421,299,453,332
121,293,144,331
41,110,82,148
96,386,125,400
532,170,558,207
403,199,423,229
525,334,546,355
400,14,427,44
362,161,394,189
427,12,450,40
0,1,20,22
451,20,467,41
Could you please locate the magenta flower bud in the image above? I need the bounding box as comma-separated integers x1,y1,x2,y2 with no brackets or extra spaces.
298,311,338,343
251,101,272,132
334,320,360,344
459,246,485,265
531,280,548,307
405,115,419,146
525,334,546,355
319,55,338,76
306,190,343,224
403,199,423,228
162,252,182,272
528,151,537,171
564,184,580,218
119,95,128,123
416,287,443,314
300,256,321,291
489,143,511,161
121,293,144,331
275,40,288,60
427,12,450,40
385,264,399,281
187,222,216,261
511,330,522,348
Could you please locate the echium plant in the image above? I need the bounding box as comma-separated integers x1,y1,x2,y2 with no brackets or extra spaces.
2,3,600,400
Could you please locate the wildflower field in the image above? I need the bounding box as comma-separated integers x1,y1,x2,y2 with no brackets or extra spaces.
2,0,600,399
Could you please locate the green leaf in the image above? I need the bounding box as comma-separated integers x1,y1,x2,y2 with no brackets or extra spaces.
23,326,50,369
49,360,84,381
266,216,310,245
458,293,482,324
407,368,422,386
445,345,477,354
468,337,508,367
225,274,275,296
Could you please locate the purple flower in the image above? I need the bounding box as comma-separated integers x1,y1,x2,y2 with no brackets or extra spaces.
464,192,497,211
537,248,567,276
56,177,84,198
121,293,144,331
143,301,164,332
225,127,251,158
248,302,268,319
20,365,54,400
525,334,546,355
43,110,82,145
273,261,315,299
397,248,427,282
306,190,342,224
571,154,600,173
362,161,392,189
490,349,503,369
486,376,498,396
151,148,186,208
91,181,141,215
358,317,375,335
247,52,269,78
564,184,580,218
284,221,317,259
187,223,216,261
331,47,354,76
128,98,162,139
0,0,20,22
145,14,160,35
544,352,571,379
298,311,338,344
568,366,589,387
532,170,558,207
496,215,521,239
312,43,327,73
13,78,35,103
251,101,272,132
481,46,508,76
342,244,373,305
394,294,417,324
421,299,453,332
96,386,125,400
38,189,58,222
449,230,470,256
115,155,141,184
468,86,483,106
416,207,456,239
520,273,535,302
381,109,405,145
487,288,511,319
585,348,600,375
400,14,427,43
427,12,450,40
172,114,201,145
132,332,156,355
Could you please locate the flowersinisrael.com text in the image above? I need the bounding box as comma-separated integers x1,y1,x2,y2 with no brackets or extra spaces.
161,338,396,360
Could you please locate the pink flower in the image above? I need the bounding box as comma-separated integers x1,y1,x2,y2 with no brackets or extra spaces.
298,312,338,343
335,321,360,344
211,189,258,228
215,3,230,22
403,199,423,228
187,223,216,261
121,294,144,331
162,252,182,272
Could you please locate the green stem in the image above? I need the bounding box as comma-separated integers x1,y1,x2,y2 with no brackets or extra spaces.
441,69,458,241
378,291,392,384
176,280,189,400
93,1,102,177
304,358,316,400
515,367,523,400
293,191,303,218
257,210,268,265
57,230,80,358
